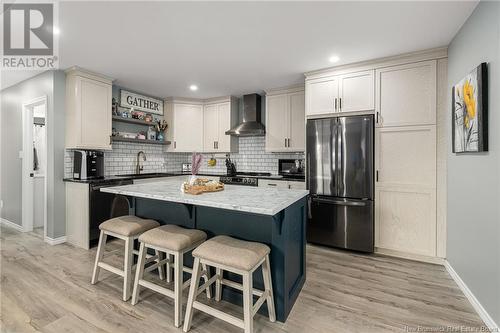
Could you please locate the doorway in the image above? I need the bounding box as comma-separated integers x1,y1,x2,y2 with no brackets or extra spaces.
22,96,48,239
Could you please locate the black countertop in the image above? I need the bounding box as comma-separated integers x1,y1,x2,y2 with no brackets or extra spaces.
63,172,305,184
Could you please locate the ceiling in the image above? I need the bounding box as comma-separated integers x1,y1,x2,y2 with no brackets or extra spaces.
2,1,478,98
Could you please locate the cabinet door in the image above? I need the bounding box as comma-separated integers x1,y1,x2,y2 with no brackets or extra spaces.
258,179,289,189
266,94,288,152
306,77,339,116
338,70,374,113
288,91,305,151
203,104,218,152
173,104,203,152
216,102,232,152
80,77,112,149
288,181,306,190
375,126,437,257
376,60,436,127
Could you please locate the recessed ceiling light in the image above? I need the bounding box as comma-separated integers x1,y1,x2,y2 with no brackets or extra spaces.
189,84,198,91
53,27,60,35
329,55,340,63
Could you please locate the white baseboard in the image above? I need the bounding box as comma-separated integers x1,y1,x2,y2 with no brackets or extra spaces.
44,236,66,246
375,247,445,265
444,260,499,331
0,218,24,232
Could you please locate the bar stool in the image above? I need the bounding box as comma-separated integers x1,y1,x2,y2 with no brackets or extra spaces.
131,224,212,328
91,215,160,301
183,235,276,333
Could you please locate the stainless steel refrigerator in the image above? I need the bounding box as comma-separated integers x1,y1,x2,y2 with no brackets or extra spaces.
306,115,374,252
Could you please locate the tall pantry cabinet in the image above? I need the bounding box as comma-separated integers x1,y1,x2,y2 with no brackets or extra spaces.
305,49,447,262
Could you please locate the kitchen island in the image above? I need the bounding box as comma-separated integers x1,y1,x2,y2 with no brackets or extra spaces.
101,178,308,322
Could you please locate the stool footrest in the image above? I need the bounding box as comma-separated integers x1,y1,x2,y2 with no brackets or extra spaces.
138,279,174,298
193,301,244,329
98,262,124,277
144,258,171,273
221,278,264,297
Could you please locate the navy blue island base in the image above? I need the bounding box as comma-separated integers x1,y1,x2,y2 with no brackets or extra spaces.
130,195,307,322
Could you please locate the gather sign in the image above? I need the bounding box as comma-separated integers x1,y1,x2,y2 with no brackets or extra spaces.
120,89,164,115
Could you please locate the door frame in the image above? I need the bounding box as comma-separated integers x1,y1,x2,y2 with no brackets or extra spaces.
21,95,48,238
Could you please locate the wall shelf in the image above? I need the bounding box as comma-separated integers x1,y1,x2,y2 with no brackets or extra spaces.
112,115,157,127
111,136,171,145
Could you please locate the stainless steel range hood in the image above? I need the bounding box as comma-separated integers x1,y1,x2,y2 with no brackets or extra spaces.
225,93,265,136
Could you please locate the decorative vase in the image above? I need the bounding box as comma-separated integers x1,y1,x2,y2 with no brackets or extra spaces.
189,174,197,185
157,131,164,141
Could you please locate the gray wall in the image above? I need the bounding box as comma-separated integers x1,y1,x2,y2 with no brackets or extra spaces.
0,70,66,238
447,1,500,325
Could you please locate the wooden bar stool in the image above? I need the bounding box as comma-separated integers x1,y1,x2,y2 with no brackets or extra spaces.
131,224,212,328
91,215,160,301
183,235,276,333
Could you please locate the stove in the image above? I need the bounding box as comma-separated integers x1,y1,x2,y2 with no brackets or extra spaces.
219,172,271,187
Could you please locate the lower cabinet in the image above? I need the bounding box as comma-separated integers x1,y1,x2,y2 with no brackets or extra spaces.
375,125,437,258
258,179,306,190
66,182,90,250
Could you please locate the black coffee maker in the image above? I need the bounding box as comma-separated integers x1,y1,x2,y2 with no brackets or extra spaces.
73,150,104,180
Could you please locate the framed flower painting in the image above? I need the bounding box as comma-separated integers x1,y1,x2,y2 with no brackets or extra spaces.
452,63,488,153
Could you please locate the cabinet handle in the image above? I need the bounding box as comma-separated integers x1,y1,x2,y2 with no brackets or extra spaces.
334,98,337,111
287,138,290,147
376,112,379,124
376,170,379,182
174,141,176,149
268,183,277,187
213,141,215,149
284,138,287,148
339,98,342,111
216,141,218,149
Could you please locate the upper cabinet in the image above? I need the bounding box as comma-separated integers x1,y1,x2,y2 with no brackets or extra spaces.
203,98,238,153
306,70,374,116
165,96,238,153
375,60,437,127
65,67,113,150
165,100,204,152
266,86,305,152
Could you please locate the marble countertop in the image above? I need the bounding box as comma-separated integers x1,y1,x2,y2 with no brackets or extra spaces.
100,177,309,216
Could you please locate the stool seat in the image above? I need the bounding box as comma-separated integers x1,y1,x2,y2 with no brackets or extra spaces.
99,215,159,236
139,225,207,251
193,235,270,271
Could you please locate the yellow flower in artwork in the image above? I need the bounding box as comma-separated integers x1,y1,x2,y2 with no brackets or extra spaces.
462,80,476,129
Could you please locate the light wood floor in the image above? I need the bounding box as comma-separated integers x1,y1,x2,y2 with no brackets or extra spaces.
0,225,486,333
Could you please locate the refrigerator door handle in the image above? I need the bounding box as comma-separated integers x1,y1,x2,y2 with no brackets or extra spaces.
307,196,313,219
311,197,368,207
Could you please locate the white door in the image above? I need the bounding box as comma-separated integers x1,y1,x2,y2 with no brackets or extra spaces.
306,77,339,116
376,60,437,127
266,94,288,152
203,104,218,152
216,102,232,151
288,91,305,151
79,77,112,149
173,104,204,152
22,96,48,236
338,70,374,113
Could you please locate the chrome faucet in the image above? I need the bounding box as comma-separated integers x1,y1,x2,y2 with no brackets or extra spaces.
136,151,146,174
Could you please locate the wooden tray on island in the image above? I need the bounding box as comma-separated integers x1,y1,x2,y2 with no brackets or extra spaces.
183,178,225,195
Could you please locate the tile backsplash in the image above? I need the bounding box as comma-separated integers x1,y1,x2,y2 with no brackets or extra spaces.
64,136,304,178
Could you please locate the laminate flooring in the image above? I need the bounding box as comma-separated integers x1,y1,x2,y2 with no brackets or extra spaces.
0,225,486,333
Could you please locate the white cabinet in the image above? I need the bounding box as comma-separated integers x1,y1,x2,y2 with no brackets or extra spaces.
265,87,305,152
166,101,204,152
375,125,437,257
375,60,436,127
306,70,374,116
66,182,89,249
65,67,113,150
258,179,306,190
339,71,375,113
306,77,339,116
203,98,238,153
